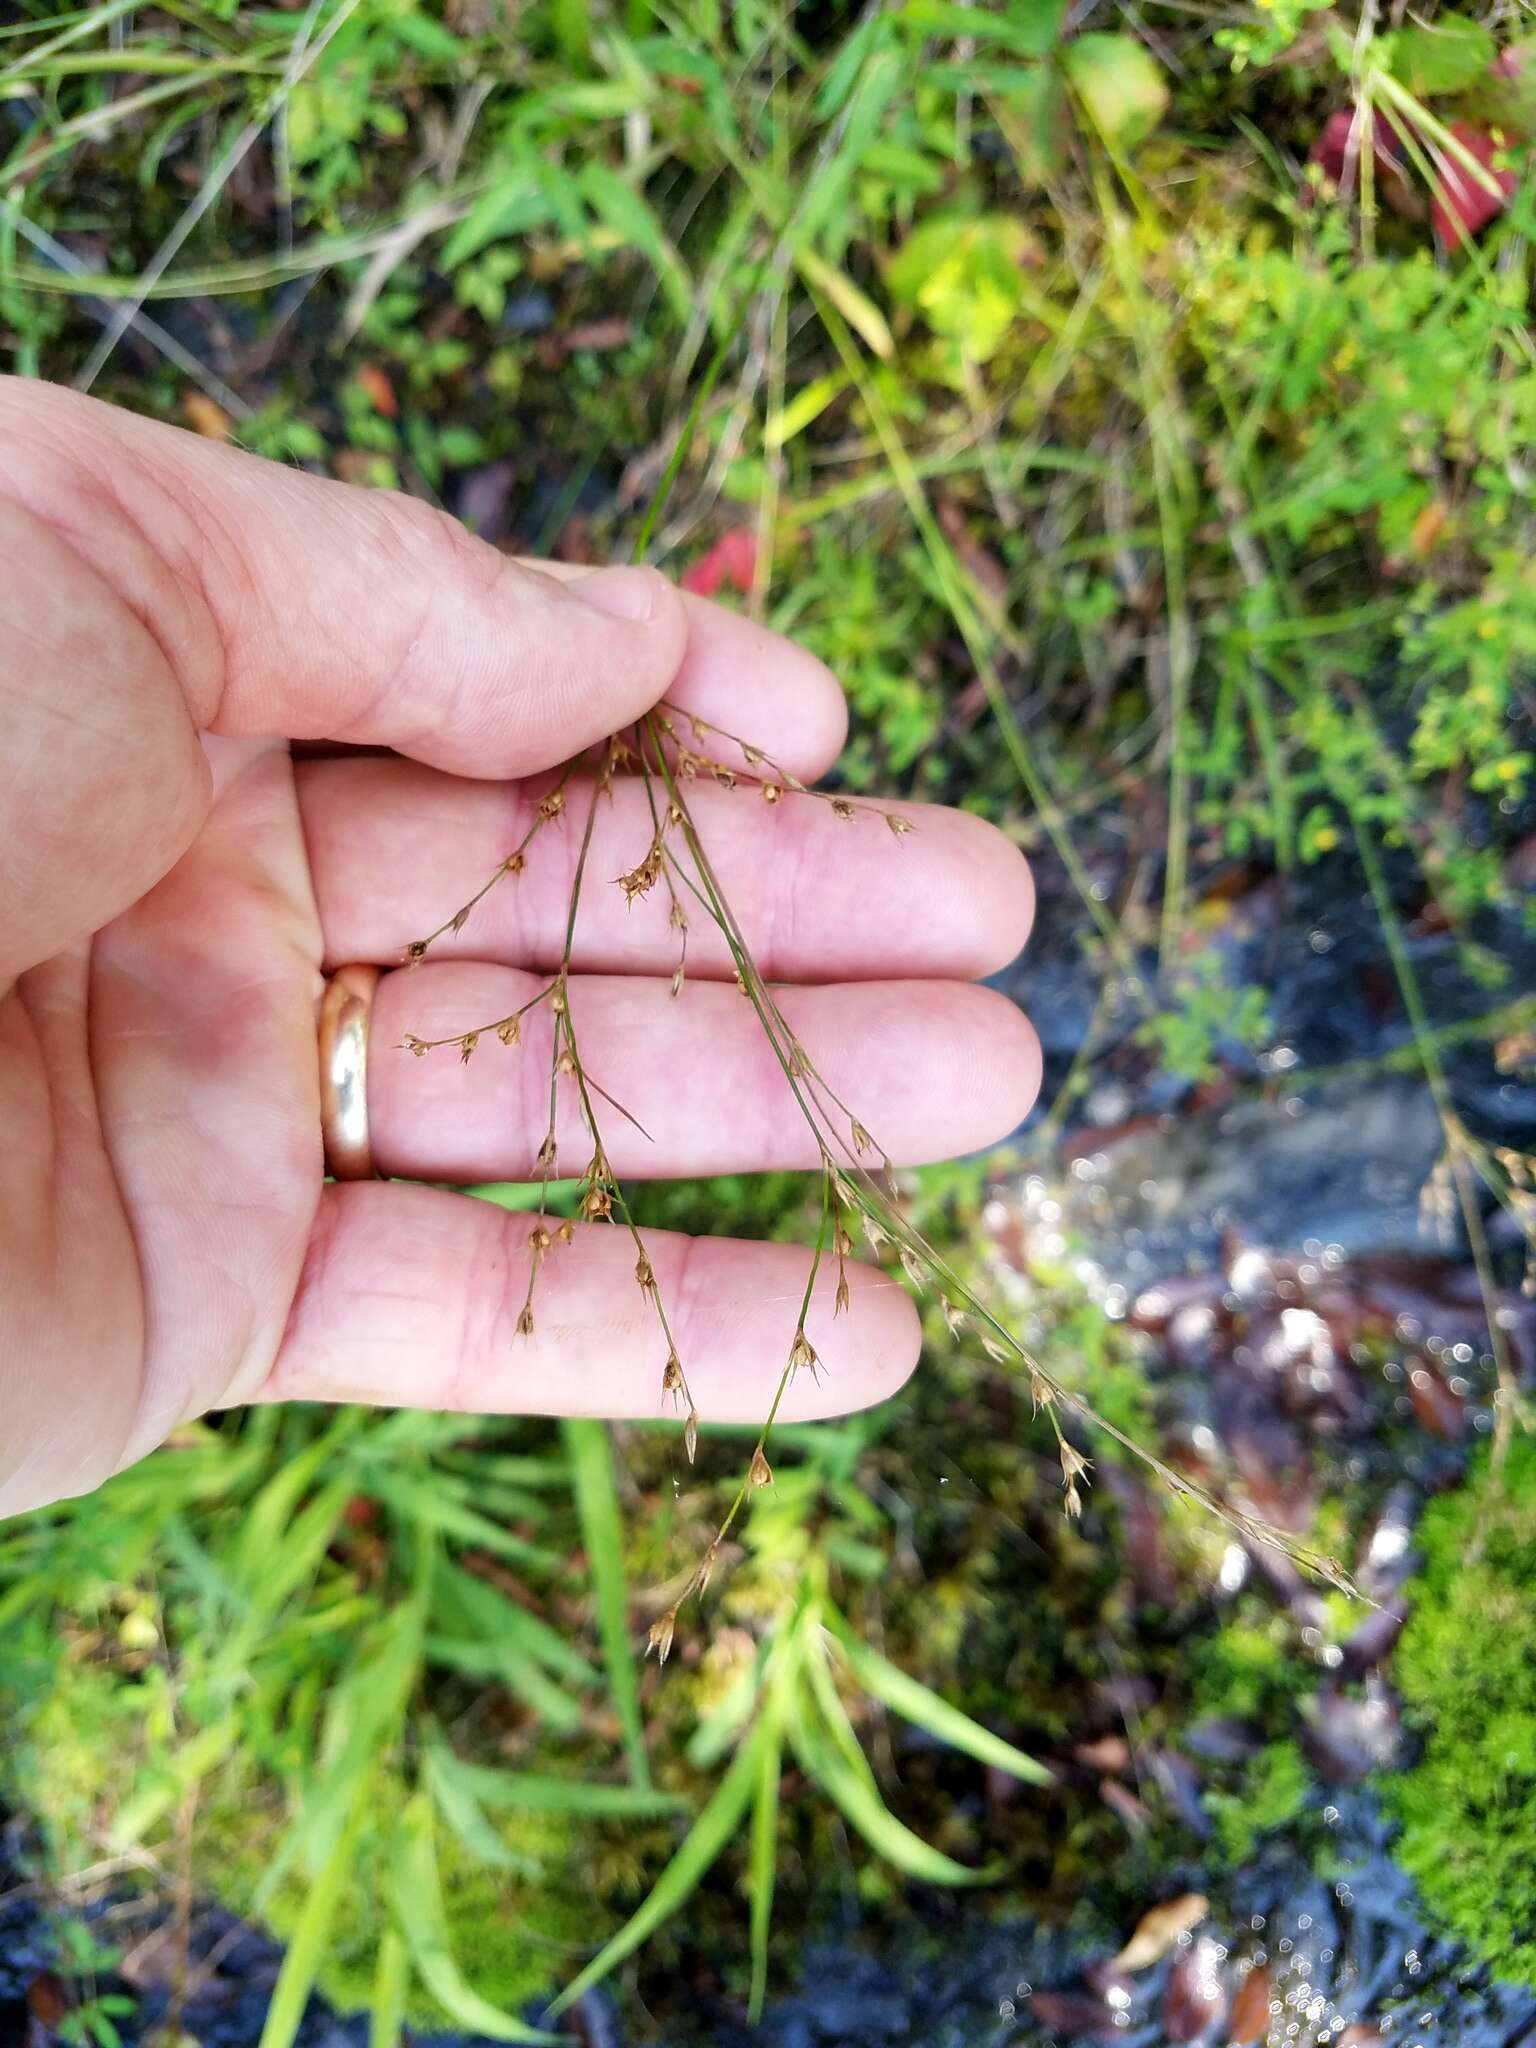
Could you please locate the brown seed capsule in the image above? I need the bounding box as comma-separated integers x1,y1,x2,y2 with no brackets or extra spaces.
537,788,566,821
831,798,855,821
529,1225,552,1255
885,813,912,837
647,1609,677,1665
449,906,471,935
762,782,782,804
635,1254,656,1293
669,898,688,931
713,767,737,790
678,750,700,780
556,1220,574,1244
941,1298,967,1335
698,1536,721,1593
671,964,685,1000
835,1271,851,1317
662,1353,684,1396
734,971,749,997
742,744,765,767
748,1447,773,1488
788,1331,818,1376
496,1015,521,1046
834,1223,854,1260
899,1246,924,1287
667,800,685,826
536,1135,558,1173
459,1032,479,1063
581,1184,613,1221
400,1034,430,1057
555,1048,577,1077
550,983,567,1015
850,1119,873,1154
684,1407,699,1463
503,850,526,875
405,940,428,966
516,1303,535,1337
860,1211,887,1251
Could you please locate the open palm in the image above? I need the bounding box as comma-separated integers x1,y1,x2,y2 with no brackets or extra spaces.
0,379,1039,1517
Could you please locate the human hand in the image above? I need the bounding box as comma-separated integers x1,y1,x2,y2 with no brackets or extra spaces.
0,377,1039,1516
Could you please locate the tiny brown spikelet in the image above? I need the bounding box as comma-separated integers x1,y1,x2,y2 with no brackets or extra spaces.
835,1270,851,1317
684,1407,699,1462
1059,1441,1091,1518
459,1032,479,1063
647,1609,677,1665
748,1446,773,1488
405,940,428,966
982,1335,1009,1364
834,1222,854,1259
662,1352,684,1398
698,1536,721,1593
496,1015,521,1047
581,1184,613,1221
788,1331,818,1376
860,1211,887,1251
885,812,912,837
762,782,782,804
713,767,737,790
550,982,567,1016
536,1134,558,1174
537,788,565,822
529,1224,552,1256
899,1246,925,1287
401,1034,430,1057
669,897,688,931
502,850,526,875
556,1220,574,1244
671,964,685,1000
555,1047,578,1077
1029,1369,1055,1411
516,1303,535,1338
831,798,856,821
449,906,472,935
850,1119,874,1154
941,1298,967,1335
635,1253,656,1294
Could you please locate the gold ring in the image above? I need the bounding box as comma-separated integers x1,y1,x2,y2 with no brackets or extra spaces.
318,964,381,1181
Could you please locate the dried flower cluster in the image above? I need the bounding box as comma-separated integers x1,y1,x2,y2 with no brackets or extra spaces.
401,709,1360,1661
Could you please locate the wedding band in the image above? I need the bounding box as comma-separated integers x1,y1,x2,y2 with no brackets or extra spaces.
318,964,381,1180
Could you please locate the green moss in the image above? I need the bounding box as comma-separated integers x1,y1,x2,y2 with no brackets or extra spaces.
1206,1739,1312,1868
1386,1440,1536,1986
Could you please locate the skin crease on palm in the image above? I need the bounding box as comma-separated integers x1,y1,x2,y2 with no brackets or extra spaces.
0,374,1041,1520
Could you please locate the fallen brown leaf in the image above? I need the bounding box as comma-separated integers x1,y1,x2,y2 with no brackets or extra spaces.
1111,1891,1209,1972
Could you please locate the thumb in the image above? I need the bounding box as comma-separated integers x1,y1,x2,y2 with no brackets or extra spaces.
0,493,211,986
0,379,688,778
0,378,689,983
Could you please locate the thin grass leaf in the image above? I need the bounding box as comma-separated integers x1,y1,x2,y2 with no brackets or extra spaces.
578,160,692,323
561,1417,650,1788
257,1795,365,2048
833,1632,1053,1785
390,1796,560,2045
430,1750,687,1820
789,1717,996,1886
747,1713,781,2023
794,247,893,360
368,1927,408,2048
547,1721,766,2015
424,1737,544,1878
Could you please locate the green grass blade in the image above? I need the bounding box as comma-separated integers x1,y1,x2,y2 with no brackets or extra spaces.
368,1927,408,2048
429,1750,687,1819
789,1717,996,1887
833,1632,1054,1786
547,1722,764,2016
258,1796,365,2048
747,1714,781,2022
390,1795,560,2045
561,1417,650,1787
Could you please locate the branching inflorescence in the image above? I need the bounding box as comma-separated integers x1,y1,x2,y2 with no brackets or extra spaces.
400,706,1359,1658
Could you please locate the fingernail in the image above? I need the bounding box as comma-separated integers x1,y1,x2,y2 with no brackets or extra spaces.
572,565,657,622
